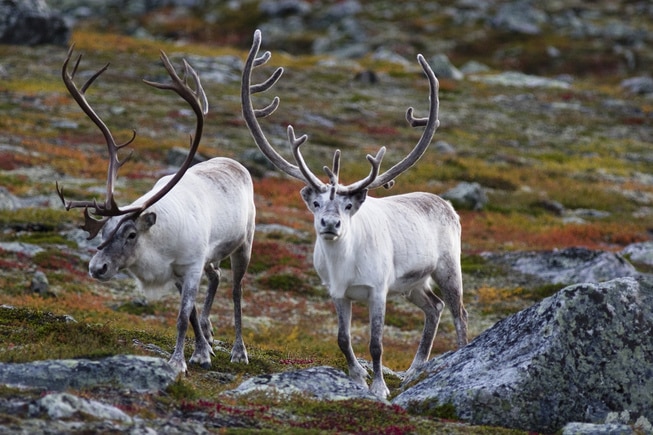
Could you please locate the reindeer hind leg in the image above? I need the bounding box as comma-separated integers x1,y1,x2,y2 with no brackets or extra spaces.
228,243,251,364
434,256,468,348
200,263,220,349
405,285,444,376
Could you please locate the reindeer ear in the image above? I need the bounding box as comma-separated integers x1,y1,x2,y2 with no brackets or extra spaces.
352,189,368,206
137,212,157,231
300,186,317,207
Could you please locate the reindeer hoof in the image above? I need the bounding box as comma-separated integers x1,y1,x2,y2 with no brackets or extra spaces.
167,358,187,376
370,382,390,400
230,343,249,364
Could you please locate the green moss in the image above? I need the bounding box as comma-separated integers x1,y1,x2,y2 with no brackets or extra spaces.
166,378,199,402
0,208,73,231
114,300,158,316
282,397,418,434
460,254,488,274
256,273,323,298
526,283,567,300
406,397,459,420
12,233,76,248
0,306,171,363
248,241,305,274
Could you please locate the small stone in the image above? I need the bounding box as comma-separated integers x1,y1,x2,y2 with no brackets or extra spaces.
30,271,50,296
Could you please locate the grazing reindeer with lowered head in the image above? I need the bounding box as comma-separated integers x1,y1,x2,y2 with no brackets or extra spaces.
242,30,468,398
57,46,255,375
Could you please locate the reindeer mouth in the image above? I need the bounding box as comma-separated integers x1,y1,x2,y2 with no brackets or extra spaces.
320,231,339,241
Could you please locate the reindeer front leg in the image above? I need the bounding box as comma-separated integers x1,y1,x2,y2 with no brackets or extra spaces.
333,297,368,388
169,268,209,374
368,294,390,399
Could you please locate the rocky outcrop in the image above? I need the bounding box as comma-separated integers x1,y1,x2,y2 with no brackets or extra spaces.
227,366,383,402
0,0,69,45
198,276,653,432
393,276,653,433
0,354,176,392
483,246,641,285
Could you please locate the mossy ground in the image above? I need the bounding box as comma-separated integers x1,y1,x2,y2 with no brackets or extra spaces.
1,3,652,431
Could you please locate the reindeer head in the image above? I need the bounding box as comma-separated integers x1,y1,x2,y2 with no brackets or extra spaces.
298,150,373,241
88,212,156,280
57,46,208,276
241,30,440,242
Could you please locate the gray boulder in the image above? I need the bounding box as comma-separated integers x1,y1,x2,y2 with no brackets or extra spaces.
490,0,547,35
620,76,653,95
441,181,488,211
484,247,640,285
0,354,176,392
0,0,70,45
622,241,653,267
428,54,464,81
29,392,131,422
393,277,653,433
227,365,384,402
469,71,571,89
0,186,20,210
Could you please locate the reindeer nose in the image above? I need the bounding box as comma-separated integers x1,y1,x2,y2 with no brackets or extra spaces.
90,263,109,280
321,218,340,229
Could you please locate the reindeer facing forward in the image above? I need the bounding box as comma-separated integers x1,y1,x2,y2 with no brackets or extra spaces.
57,47,255,375
242,30,468,398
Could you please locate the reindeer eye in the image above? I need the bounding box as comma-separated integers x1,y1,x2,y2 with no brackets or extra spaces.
345,203,353,211
127,232,137,240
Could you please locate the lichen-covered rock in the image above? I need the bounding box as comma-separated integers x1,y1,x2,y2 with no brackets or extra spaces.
484,247,641,285
393,276,653,433
227,366,384,402
622,242,653,268
28,392,131,422
0,355,176,392
0,0,69,45
441,181,488,211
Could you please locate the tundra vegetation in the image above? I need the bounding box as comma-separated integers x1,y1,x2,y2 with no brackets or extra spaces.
1,2,652,433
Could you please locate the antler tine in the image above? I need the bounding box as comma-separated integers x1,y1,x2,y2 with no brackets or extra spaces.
323,150,341,187
58,44,137,218
81,208,109,240
143,51,208,117
137,51,207,213
251,66,283,95
241,29,312,183
254,49,272,68
287,126,327,192
364,54,440,191
337,147,387,195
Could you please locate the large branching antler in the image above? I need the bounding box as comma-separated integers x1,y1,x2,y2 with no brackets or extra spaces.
356,54,440,192
241,29,440,196
56,46,207,242
56,44,139,238
241,29,328,192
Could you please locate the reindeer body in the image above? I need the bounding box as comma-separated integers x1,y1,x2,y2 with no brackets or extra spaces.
90,157,254,374
57,49,256,376
241,29,468,399
312,193,460,300
302,189,467,398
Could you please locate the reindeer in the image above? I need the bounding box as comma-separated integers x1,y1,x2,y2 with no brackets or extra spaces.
56,46,255,375
241,30,468,398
